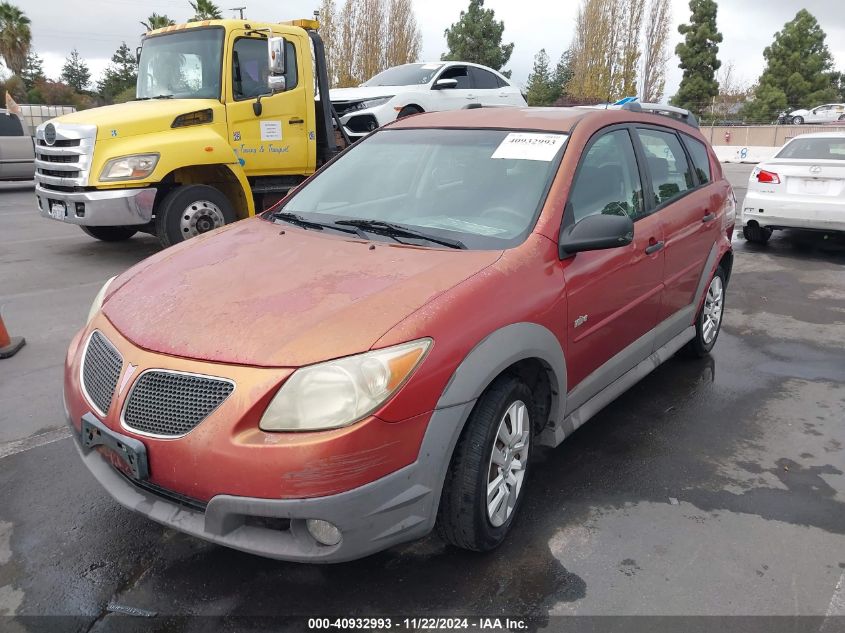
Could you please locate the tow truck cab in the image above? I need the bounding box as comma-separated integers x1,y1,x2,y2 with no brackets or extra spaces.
34,18,343,247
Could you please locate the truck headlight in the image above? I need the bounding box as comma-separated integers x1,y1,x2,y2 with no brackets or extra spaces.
259,339,432,432
100,154,159,181
87,276,116,324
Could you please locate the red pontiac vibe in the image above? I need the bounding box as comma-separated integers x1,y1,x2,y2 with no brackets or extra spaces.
65,105,735,562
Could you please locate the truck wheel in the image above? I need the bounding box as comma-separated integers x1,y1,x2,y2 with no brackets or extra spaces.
685,266,726,358
436,374,535,552
80,226,138,241
155,185,236,248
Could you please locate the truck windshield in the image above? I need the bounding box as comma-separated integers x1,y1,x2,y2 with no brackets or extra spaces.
137,28,224,100
274,128,567,250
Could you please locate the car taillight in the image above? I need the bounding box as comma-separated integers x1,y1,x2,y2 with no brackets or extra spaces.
756,169,780,184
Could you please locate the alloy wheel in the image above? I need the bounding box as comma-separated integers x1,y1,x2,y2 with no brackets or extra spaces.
702,275,724,345
486,400,530,527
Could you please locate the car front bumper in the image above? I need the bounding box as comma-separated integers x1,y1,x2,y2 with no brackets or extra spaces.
35,184,156,226
334,104,392,139
742,191,845,232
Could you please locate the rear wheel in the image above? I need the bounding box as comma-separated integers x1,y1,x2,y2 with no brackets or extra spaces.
686,266,726,358
792,115,804,125
743,224,772,244
437,374,535,551
155,185,236,248
80,226,137,241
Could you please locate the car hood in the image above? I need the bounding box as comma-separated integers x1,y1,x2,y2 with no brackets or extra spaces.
329,86,407,102
102,218,502,368
52,99,224,141
789,109,810,116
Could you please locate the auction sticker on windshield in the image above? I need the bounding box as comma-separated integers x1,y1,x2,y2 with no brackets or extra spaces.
491,132,567,161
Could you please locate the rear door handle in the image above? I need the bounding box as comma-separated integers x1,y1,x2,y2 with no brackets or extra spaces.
702,211,716,222
645,241,664,255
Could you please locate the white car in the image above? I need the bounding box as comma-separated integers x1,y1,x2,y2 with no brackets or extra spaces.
741,132,845,243
329,62,526,139
788,103,845,125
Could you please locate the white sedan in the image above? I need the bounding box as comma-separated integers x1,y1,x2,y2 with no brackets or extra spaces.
741,132,845,243
788,103,845,125
330,62,526,139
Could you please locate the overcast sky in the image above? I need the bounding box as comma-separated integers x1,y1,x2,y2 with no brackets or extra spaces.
21,0,845,100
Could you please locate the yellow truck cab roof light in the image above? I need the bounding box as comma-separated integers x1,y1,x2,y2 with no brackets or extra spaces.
281,18,320,30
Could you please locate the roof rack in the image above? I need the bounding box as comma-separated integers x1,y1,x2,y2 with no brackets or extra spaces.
619,102,699,129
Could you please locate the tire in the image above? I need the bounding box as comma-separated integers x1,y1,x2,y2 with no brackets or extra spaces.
80,226,138,241
686,266,726,358
839,114,845,122
154,185,236,248
743,224,772,244
397,105,423,119
792,116,804,125
436,374,536,552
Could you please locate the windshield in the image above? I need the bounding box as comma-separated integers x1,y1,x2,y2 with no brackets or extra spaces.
362,63,443,87
776,137,845,160
137,27,224,99
274,128,567,249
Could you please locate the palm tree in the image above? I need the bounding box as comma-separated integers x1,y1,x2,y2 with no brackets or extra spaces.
0,2,31,76
189,0,222,20
141,13,175,31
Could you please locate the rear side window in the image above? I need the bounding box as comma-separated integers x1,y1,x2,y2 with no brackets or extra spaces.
683,135,711,184
469,67,500,89
636,128,694,206
0,114,24,136
496,76,510,88
569,129,645,223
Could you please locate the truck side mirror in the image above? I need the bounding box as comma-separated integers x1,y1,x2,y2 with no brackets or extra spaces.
268,37,286,75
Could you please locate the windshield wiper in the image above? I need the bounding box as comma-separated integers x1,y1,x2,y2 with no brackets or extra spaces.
271,211,366,237
134,94,174,101
334,219,466,249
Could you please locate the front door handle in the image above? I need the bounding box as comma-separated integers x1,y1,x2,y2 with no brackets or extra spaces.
289,117,304,124
702,211,716,222
645,240,664,255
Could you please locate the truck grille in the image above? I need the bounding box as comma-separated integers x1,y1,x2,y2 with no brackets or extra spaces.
81,331,124,415
123,371,234,437
34,123,95,191
37,138,80,148
37,167,81,179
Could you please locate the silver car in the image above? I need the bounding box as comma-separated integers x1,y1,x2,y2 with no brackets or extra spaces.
0,109,34,180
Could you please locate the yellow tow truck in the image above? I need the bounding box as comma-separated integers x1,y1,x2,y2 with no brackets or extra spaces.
34,18,346,246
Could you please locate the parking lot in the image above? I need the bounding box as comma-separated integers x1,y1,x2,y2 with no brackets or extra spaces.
1,163,844,628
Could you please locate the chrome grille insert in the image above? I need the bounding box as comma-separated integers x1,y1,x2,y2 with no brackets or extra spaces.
81,331,123,416
122,370,234,438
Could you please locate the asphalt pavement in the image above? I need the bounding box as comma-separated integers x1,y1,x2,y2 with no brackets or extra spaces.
1,167,844,631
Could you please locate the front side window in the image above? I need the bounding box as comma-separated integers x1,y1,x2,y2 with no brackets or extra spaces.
636,128,694,206
138,28,224,99
274,128,567,249
438,66,472,89
569,130,645,223
233,38,297,100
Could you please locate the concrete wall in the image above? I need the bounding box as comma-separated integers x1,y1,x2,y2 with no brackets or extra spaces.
701,125,845,147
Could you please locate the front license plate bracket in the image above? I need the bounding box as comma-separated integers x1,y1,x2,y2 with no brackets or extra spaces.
81,413,149,480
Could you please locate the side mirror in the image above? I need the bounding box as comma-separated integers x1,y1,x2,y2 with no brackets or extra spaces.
558,212,634,258
268,37,286,75
433,78,459,90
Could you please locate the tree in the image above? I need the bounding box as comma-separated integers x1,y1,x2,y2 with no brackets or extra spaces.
97,42,138,102
617,0,645,97
334,0,359,87
707,60,751,122
551,50,574,102
0,2,31,76
318,0,337,85
525,49,554,106
640,0,671,102
189,0,222,21
20,50,43,90
742,10,837,123
357,0,386,82
442,0,513,77
141,13,175,31
385,0,421,68
61,49,91,92
671,0,722,115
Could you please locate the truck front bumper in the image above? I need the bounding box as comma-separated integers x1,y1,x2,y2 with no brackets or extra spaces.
35,184,156,226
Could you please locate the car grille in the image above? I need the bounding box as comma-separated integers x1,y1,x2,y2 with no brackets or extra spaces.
123,371,234,437
82,331,124,415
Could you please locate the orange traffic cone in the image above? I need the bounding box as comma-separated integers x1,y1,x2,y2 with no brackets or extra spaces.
0,312,25,359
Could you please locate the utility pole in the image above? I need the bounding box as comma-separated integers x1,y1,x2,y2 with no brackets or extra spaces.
230,6,246,19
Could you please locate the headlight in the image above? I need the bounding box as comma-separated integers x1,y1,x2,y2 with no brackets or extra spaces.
260,338,432,431
358,96,392,110
100,154,159,181
87,276,116,324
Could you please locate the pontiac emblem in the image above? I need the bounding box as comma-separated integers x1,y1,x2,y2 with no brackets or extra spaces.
118,363,138,395
44,123,56,146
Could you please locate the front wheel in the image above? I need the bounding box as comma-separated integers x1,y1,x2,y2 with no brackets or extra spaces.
792,116,804,125
685,266,726,358
437,374,535,551
80,226,138,241
155,185,236,248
